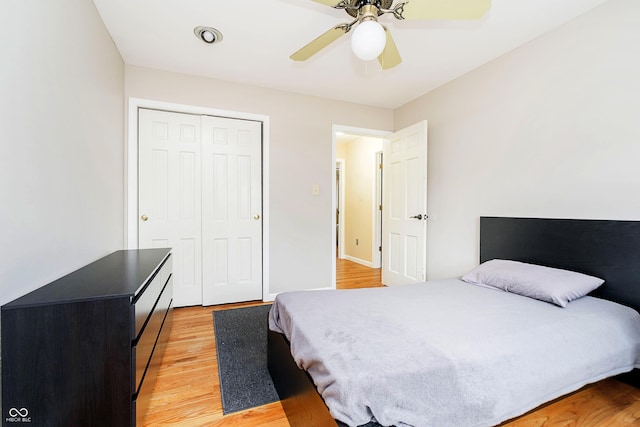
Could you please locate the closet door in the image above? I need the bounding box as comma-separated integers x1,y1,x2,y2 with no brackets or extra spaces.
201,115,263,305
138,108,203,307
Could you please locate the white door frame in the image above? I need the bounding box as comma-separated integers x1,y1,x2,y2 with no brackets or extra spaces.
126,98,271,300
331,125,389,287
373,150,383,269
335,158,345,260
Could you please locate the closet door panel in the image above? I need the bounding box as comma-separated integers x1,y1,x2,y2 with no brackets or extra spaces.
139,109,202,307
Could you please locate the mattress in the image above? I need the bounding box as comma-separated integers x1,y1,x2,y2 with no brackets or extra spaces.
269,278,640,427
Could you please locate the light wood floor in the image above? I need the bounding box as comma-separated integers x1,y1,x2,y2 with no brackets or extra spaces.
143,258,640,426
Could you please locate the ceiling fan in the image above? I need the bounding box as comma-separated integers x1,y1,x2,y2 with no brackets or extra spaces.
291,0,491,70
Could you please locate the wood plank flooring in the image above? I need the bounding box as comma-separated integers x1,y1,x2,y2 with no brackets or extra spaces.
143,258,640,426
142,301,286,427
335,256,383,290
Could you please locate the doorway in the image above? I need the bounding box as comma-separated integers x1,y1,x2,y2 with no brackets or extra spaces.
334,154,382,266
333,126,387,286
332,121,428,288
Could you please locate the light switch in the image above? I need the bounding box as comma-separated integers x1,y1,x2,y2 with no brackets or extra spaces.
312,184,320,196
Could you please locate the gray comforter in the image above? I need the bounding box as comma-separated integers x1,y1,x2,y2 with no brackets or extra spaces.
268,279,640,427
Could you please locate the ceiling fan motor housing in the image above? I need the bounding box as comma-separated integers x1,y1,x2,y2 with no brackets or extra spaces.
346,0,394,18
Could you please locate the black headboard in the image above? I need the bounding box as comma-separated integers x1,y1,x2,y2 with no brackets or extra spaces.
480,217,640,313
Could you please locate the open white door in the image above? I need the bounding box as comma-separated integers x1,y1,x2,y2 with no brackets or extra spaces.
201,115,263,305
382,121,428,286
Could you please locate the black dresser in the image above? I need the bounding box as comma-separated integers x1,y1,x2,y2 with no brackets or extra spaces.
1,248,173,426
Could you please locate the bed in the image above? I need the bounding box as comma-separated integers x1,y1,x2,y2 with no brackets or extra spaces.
267,217,640,427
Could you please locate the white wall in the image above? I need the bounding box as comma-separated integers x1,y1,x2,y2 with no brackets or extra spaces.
395,0,640,280
0,0,125,306
124,66,393,294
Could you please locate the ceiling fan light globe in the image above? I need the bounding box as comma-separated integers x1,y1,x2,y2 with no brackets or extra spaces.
351,20,386,61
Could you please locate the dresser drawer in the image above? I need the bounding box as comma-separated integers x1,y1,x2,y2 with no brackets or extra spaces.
133,275,173,394
133,255,172,339
134,301,173,426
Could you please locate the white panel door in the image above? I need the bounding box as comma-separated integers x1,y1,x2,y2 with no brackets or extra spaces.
201,115,262,305
382,121,428,286
138,108,203,306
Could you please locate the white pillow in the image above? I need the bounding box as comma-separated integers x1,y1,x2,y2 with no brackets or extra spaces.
461,259,604,307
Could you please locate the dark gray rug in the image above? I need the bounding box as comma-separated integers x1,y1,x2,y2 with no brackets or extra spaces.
213,304,279,414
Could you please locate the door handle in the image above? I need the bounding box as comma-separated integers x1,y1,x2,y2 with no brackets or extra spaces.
254,214,261,220
140,215,148,222
410,214,423,220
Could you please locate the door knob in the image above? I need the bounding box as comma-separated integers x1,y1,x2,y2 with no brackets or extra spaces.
254,214,261,220
410,214,423,220
140,215,148,222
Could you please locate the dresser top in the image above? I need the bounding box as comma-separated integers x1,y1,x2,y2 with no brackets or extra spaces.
2,248,171,309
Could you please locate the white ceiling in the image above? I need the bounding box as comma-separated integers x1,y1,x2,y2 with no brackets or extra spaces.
92,0,608,109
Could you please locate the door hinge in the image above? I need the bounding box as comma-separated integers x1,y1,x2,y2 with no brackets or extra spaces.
379,204,382,211
379,246,382,252
379,163,383,170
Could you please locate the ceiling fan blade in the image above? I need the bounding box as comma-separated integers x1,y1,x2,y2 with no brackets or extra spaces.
400,0,491,20
310,0,342,5
378,27,401,70
290,26,348,61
